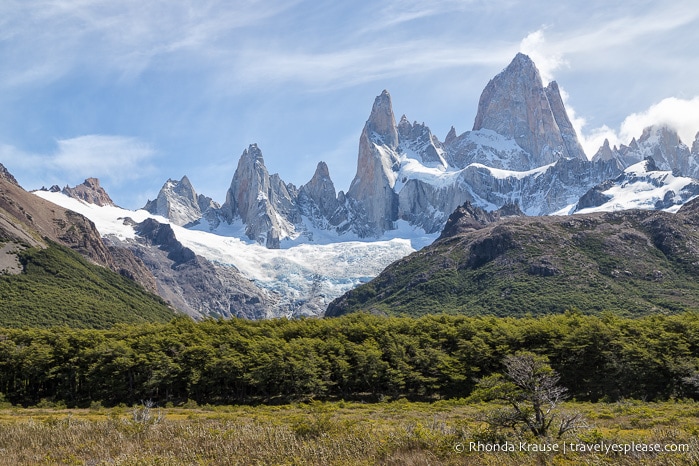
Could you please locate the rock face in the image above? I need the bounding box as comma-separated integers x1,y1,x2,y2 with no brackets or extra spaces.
62,178,115,207
346,90,401,236
121,218,276,319
298,161,342,228
472,53,587,169
545,81,588,161
144,176,219,227
220,144,300,248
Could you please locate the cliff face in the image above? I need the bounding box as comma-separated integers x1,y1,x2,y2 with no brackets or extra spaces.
220,144,300,248
346,90,401,236
472,53,587,169
144,176,218,227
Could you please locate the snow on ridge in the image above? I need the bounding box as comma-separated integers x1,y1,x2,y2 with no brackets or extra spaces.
466,128,523,153
466,162,553,180
394,156,461,192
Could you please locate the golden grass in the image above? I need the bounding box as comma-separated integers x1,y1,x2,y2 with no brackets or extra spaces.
0,400,696,465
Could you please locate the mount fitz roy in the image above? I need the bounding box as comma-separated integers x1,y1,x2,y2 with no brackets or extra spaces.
29,53,699,319
144,53,699,248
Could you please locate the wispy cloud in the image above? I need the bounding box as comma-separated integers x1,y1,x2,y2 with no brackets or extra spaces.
228,41,513,92
0,0,298,86
519,29,566,84
355,0,482,33
1,135,157,188
518,3,699,75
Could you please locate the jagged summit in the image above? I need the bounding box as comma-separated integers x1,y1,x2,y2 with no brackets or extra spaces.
143,176,218,227
0,163,20,187
366,90,398,148
544,81,587,161
61,178,115,207
220,143,299,248
472,52,585,168
592,125,699,178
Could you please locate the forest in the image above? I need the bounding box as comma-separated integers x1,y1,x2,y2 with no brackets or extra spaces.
0,311,697,407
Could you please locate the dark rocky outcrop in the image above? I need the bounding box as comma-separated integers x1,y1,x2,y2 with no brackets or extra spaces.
124,217,276,319
62,178,115,207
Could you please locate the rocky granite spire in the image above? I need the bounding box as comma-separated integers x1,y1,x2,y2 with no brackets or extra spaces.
299,161,339,221
544,81,587,160
472,53,582,169
365,89,399,148
592,139,616,162
346,91,400,236
220,144,299,248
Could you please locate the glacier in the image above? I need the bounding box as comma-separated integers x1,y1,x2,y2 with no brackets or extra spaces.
34,190,428,317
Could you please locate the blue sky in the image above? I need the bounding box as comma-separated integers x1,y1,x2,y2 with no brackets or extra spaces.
2,0,699,209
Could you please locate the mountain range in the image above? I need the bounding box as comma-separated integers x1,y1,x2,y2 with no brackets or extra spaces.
4,52,699,321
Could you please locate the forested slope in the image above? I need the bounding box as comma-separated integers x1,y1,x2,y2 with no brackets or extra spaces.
327,200,699,317
0,242,175,328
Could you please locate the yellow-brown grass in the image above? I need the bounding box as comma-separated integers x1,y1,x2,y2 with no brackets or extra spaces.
0,400,696,465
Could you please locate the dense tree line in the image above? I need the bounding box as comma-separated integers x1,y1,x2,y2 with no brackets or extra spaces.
0,312,697,407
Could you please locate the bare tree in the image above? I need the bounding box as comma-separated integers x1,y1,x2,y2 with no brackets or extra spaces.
473,351,586,438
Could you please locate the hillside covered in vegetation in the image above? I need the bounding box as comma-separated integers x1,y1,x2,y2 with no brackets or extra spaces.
0,242,176,328
327,199,699,317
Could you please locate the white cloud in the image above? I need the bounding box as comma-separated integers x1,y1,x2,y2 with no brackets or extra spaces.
571,97,699,157
0,135,157,188
618,97,699,146
53,135,157,183
519,29,566,84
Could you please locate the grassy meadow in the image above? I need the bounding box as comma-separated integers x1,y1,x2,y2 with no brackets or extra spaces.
0,399,697,465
